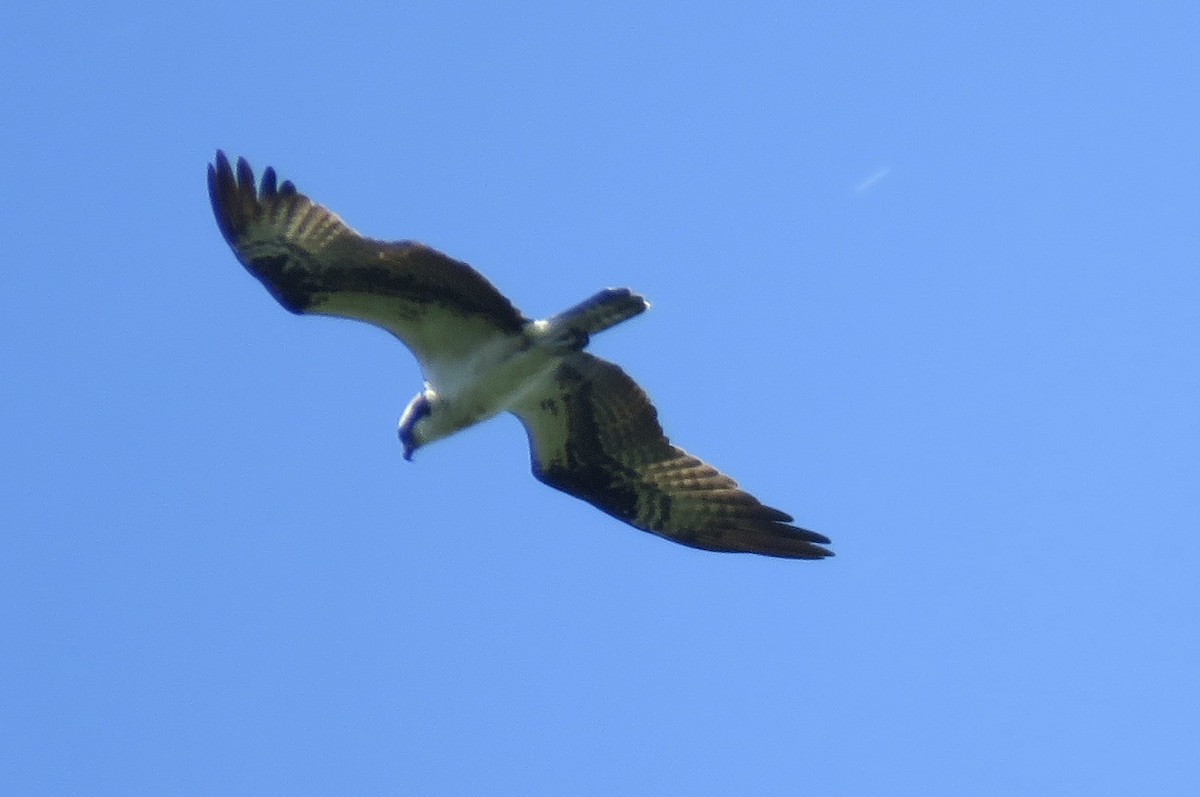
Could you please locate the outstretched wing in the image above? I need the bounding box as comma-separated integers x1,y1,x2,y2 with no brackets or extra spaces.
208,151,527,372
511,353,832,559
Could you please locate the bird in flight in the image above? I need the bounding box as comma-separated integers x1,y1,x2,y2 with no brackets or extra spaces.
208,152,832,559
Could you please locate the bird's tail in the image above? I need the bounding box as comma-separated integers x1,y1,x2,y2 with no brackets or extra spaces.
546,288,649,341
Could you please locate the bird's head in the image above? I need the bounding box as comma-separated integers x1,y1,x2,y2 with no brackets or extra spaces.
397,391,435,461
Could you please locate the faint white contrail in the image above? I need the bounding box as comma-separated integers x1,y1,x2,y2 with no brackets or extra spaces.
854,167,892,193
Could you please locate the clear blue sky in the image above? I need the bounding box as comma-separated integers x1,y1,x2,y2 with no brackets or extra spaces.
3,2,1198,793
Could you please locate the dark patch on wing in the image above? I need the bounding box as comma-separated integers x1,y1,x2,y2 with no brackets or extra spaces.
533,363,648,525
239,250,313,314
207,151,526,333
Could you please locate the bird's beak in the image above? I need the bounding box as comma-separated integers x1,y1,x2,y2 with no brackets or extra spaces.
402,443,416,462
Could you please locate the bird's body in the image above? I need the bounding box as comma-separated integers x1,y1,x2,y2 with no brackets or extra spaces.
208,151,832,559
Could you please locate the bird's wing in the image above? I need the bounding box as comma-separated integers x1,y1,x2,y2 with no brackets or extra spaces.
208,151,527,372
511,353,832,559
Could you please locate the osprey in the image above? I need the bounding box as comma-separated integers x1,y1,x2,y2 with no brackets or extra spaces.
208,152,833,559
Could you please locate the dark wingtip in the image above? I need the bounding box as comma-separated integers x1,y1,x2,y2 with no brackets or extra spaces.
235,156,255,192
260,166,277,196
794,525,832,546
208,149,245,247
762,528,834,559
768,524,834,559
697,517,833,559
208,150,230,193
